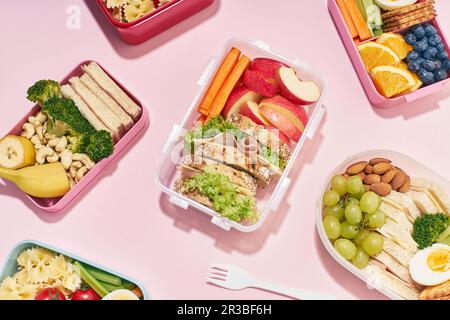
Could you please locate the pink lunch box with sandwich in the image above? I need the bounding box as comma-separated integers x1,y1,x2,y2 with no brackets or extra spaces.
97,0,215,45
328,0,450,108
3,61,150,214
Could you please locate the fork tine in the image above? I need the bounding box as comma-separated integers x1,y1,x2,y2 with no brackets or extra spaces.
208,270,227,278
207,272,226,279
210,263,229,272
206,277,228,287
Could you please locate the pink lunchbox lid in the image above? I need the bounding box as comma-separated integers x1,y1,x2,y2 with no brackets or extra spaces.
4,61,150,214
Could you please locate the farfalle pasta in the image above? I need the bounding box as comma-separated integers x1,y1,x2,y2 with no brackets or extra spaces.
102,0,173,23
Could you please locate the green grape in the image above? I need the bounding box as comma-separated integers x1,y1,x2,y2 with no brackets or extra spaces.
331,175,347,196
323,190,340,207
345,204,362,225
360,191,380,214
323,215,341,240
334,239,357,260
354,229,370,246
347,176,363,195
345,198,360,208
324,205,345,221
352,247,370,269
340,222,359,239
367,209,386,228
362,232,384,256
354,186,366,200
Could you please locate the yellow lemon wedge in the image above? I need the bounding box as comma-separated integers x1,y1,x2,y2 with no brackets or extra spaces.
371,65,417,97
358,42,401,72
376,33,413,60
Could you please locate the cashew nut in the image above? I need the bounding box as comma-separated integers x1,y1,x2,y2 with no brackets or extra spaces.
35,112,47,124
73,153,95,170
35,125,45,144
75,167,88,182
46,153,59,163
47,138,60,149
61,149,73,170
36,147,54,164
55,136,68,152
44,132,57,141
28,116,37,124
34,144,45,151
69,161,83,179
30,135,42,145
67,173,75,189
21,123,35,139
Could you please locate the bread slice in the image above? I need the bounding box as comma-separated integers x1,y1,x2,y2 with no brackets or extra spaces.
382,237,414,268
80,74,134,131
405,190,440,214
82,62,142,120
379,201,413,233
60,84,112,136
378,218,418,254
410,177,450,215
373,251,415,285
384,191,421,222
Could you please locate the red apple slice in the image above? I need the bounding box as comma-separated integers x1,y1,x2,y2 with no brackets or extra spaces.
222,86,262,118
239,101,271,126
243,70,278,98
259,95,309,142
275,67,321,105
251,58,287,78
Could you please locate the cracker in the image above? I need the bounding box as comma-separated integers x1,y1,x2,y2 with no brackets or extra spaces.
381,0,435,19
383,6,435,23
419,281,450,300
384,13,436,33
384,9,436,27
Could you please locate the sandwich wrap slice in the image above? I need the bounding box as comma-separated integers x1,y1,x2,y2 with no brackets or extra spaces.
384,191,421,222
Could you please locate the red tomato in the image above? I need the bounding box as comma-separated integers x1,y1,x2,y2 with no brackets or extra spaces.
35,288,66,300
71,288,101,300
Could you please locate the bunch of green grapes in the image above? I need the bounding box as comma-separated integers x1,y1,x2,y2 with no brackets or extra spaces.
322,175,386,269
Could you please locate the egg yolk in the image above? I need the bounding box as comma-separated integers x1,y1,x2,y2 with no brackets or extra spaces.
427,249,450,273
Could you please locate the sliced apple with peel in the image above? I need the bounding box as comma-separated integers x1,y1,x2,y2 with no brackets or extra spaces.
251,58,287,78
275,67,321,105
239,101,271,126
259,95,309,142
222,86,263,118
243,70,278,98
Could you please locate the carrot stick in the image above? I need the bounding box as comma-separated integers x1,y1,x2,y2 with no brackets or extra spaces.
336,0,358,39
207,55,252,121
344,0,372,41
196,114,207,125
197,48,241,116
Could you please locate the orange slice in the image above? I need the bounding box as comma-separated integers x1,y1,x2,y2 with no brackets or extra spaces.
358,42,401,71
376,33,413,60
371,65,417,97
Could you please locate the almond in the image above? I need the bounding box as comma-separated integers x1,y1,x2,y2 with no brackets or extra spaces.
372,163,393,175
364,174,381,185
398,175,411,193
371,182,392,196
381,169,397,184
369,158,392,166
356,172,366,181
364,164,373,174
346,161,368,175
391,171,407,190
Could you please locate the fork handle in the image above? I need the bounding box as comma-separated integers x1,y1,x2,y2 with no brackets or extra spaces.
251,281,336,300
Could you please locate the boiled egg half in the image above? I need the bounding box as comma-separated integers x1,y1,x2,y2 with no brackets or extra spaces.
375,0,418,11
102,289,140,300
409,243,450,286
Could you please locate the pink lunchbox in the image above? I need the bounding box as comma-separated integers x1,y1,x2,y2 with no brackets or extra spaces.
328,0,450,108
3,61,150,214
97,0,215,45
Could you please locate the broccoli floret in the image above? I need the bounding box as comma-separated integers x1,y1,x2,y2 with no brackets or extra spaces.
67,133,91,154
27,80,61,106
412,213,449,249
84,130,114,162
42,97,95,135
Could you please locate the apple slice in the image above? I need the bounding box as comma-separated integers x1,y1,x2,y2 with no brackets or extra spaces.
222,86,262,118
259,95,309,142
239,101,272,126
243,70,278,98
266,127,291,148
251,58,287,78
275,67,321,105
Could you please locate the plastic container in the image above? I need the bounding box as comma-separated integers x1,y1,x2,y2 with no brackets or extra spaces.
0,240,148,300
97,0,215,45
315,150,450,300
156,37,327,232
3,61,150,214
328,0,450,108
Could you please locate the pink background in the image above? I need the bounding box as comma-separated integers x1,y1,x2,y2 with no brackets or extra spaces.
1,0,450,300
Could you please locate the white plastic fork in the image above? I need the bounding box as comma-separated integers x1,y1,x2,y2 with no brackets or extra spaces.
207,264,336,300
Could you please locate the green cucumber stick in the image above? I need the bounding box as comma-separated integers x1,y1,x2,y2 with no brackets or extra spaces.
84,265,122,286
99,281,121,292
74,261,109,297
355,0,366,20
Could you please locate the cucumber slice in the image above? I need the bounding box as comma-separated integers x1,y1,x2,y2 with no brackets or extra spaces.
74,261,109,298
437,225,450,242
84,265,122,286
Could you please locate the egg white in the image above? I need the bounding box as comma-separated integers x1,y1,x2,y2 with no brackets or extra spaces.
409,244,450,287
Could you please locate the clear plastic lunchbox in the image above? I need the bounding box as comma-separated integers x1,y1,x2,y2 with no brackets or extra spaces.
315,150,450,300
2,61,150,214
328,0,450,108
0,240,148,300
156,37,327,232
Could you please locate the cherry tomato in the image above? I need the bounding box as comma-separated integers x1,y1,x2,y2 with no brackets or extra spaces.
71,288,101,300
35,288,66,300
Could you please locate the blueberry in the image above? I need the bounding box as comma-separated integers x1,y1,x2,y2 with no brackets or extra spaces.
404,33,417,45
435,43,445,52
436,51,449,61
414,39,429,53
442,59,450,72
422,60,437,72
408,60,421,72
428,34,442,47
406,50,420,62
416,57,425,67
424,24,438,37
423,47,438,60
411,25,426,40
434,69,448,82
418,69,435,85
431,58,443,70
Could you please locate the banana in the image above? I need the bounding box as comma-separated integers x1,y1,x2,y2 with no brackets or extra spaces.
0,135,36,169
